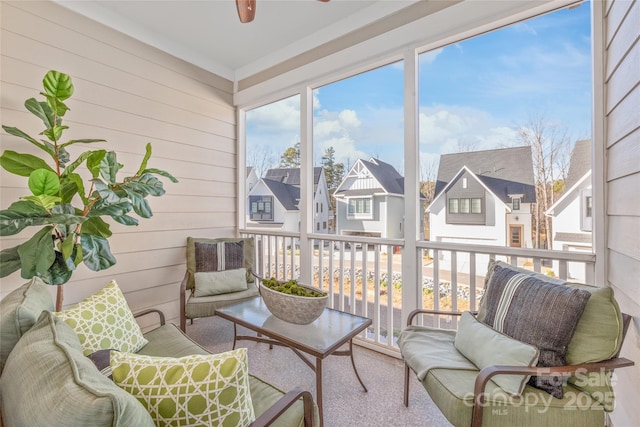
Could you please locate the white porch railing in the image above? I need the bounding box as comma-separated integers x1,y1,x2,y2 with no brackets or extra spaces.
240,230,596,354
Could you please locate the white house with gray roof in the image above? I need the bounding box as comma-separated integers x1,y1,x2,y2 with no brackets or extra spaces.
246,167,331,233
546,140,593,282
333,158,423,241
428,146,536,251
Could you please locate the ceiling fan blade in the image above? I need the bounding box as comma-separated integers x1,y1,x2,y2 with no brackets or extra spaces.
236,0,256,23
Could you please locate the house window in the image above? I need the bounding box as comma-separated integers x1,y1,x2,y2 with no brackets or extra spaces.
348,198,372,218
323,221,327,229
460,198,470,213
512,197,521,211
249,195,273,221
471,198,482,214
462,177,468,189
316,222,320,231
581,189,593,232
316,202,319,213
448,198,459,213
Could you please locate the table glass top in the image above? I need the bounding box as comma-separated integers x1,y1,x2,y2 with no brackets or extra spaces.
216,297,372,354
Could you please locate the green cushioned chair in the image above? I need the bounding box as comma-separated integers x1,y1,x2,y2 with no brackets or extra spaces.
398,261,635,427
180,236,260,331
0,279,317,427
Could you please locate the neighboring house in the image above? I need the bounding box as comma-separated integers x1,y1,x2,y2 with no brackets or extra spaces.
546,140,593,282
246,167,331,233
428,146,536,251
333,158,423,241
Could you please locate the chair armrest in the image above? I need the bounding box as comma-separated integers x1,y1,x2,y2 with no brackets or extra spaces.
133,309,166,326
249,388,315,427
180,271,190,331
406,308,477,326
471,357,635,427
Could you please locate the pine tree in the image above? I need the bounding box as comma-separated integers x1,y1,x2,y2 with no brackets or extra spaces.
279,142,301,167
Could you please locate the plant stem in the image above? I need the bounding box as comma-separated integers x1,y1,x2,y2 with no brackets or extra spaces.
56,284,64,312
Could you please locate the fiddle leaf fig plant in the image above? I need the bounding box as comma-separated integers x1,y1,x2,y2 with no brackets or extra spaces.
0,70,177,310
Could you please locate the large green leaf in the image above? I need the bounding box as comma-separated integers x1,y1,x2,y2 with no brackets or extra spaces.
123,173,165,197
99,151,119,185
60,235,75,261
128,192,152,218
17,226,55,279
0,151,55,177
43,70,74,101
81,234,116,271
5,200,48,215
0,246,22,278
88,199,133,218
25,98,55,129
111,214,139,226
86,150,107,178
81,216,112,238
92,180,124,206
28,169,60,196
21,195,61,210
47,251,74,285
1,126,50,154
42,71,73,117
0,204,49,236
59,176,79,205
142,168,179,183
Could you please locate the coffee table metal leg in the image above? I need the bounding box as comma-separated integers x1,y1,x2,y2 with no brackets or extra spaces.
232,323,237,350
316,357,323,427
349,340,368,392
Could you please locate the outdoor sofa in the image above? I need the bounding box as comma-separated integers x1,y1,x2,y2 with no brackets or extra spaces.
0,277,316,427
399,260,634,427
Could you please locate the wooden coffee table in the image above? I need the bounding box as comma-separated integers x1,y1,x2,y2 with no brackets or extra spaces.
215,297,372,426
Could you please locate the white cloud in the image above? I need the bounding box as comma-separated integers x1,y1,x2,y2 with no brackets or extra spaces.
419,106,520,154
246,95,301,133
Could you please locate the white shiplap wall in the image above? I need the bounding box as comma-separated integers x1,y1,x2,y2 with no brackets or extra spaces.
604,0,640,425
0,1,238,326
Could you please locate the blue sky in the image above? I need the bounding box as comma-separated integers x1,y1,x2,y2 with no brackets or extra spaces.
246,2,592,177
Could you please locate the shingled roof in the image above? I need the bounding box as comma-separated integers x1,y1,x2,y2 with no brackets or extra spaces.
365,158,404,194
262,179,300,211
264,167,322,188
334,158,405,196
564,140,591,191
434,146,536,204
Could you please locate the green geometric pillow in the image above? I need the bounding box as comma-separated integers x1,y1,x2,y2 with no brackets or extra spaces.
54,280,148,356
110,349,255,427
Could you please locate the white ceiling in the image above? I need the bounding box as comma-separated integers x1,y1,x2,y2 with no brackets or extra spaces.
57,0,418,81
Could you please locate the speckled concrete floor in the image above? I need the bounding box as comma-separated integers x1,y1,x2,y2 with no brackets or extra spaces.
186,316,451,427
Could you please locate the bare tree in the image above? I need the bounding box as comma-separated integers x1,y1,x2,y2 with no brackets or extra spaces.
247,144,277,177
420,157,439,240
517,112,572,249
455,136,480,153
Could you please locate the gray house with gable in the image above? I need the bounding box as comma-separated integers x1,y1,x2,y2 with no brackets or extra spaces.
428,146,536,249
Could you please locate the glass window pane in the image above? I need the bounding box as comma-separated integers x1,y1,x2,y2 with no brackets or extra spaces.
449,198,459,213
314,62,403,236
460,198,470,213
472,198,482,213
